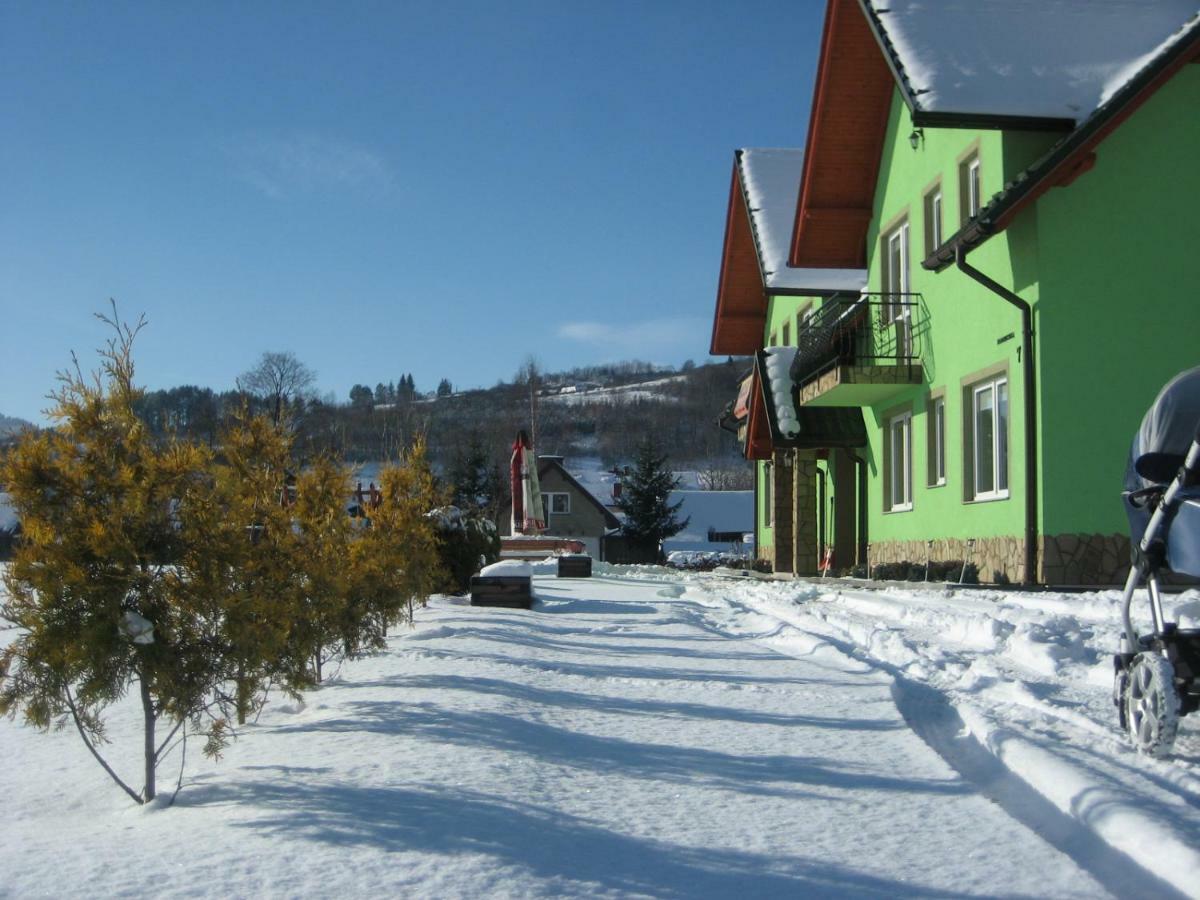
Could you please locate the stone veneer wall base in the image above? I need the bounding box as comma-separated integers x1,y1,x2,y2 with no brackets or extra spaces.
866,532,1131,585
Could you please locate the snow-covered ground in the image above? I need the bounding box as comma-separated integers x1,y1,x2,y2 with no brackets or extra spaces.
3,566,1198,898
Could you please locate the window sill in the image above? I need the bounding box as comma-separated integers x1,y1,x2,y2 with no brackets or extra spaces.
884,503,914,514
964,491,1010,505
927,479,947,489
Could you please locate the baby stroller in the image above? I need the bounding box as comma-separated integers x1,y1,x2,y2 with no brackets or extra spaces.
1115,366,1200,756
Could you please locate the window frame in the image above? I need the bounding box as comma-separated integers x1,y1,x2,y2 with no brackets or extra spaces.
958,144,982,225
544,492,571,516
922,180,943,256
782,319,791,347
763,462,774,526
883,408,913,513
927,391,946,488
960,364,1010,504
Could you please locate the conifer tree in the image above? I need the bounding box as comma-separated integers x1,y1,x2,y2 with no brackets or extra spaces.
291,454,356,682
357,440,444,638
214,413,303,723
617,437,689,563
0,309,235,803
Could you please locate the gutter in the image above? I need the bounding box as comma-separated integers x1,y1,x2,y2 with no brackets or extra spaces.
955,246,1038,585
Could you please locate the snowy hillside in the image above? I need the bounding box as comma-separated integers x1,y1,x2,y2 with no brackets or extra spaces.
3,566,1197,897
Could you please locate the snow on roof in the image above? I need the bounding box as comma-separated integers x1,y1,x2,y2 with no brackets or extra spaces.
739,149,866,293
869,0,1200,122
762,347,801,439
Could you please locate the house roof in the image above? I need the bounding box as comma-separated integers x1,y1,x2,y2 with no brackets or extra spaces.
924,11,1200,269
712,148,866,355
537,457,621,529
790,0,1200,269
864,0,1200,126
789,0,896,270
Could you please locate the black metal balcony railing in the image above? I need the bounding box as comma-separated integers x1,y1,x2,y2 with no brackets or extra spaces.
788,292,924,387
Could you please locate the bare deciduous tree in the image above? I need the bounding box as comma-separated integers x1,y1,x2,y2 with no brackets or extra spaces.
238,351,316,424
696,458,754,491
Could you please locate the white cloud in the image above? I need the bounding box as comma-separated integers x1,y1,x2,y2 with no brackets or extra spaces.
556,317,707,357
222,133,394,199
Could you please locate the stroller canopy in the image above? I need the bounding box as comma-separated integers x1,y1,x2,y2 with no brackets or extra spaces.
1125,365,1200,493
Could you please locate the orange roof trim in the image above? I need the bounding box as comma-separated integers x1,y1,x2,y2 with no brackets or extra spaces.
711,161,768,355
789,0,896,270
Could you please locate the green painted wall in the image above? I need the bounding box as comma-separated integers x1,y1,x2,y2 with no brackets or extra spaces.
845,69,1200,549
858,91,1060,547
1033,65,1200,536
757,294,844,563
755,457,773,554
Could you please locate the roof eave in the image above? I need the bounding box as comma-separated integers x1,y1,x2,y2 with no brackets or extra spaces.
923,20,1200,273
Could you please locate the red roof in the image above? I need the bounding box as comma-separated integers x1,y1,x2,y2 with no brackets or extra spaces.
789,0,894,270
743,367,773,461
710,162,768,355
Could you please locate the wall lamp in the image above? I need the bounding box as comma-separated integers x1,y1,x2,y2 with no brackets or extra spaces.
909,128,924,150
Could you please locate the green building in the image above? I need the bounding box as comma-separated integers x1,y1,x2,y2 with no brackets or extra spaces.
714,0,1200,584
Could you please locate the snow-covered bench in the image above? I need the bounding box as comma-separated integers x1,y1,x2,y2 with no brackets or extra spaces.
470,560,534,609
556,554,592,578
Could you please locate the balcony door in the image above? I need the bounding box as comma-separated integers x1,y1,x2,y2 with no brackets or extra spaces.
883,221,912,360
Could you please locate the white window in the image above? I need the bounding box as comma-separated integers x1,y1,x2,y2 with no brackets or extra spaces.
543,493,570,516
928,395,946,487
931,192,943,246
971,377,1009,500
886,411,913,511
882,220,912,357
764,462,774,526
960,153,982,222
923,186,943,255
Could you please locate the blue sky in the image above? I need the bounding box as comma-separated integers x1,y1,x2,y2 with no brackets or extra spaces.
1,0,824,424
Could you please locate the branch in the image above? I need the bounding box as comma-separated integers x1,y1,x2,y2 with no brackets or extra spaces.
154,718,185,760
63,685,143,805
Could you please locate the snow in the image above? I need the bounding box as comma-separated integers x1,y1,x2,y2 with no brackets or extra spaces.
663,490,753,554
0,492,17,532
869,0,1200,122
738,149,867,293
479,559,532,578
4,565,1199,897
762,346,800,437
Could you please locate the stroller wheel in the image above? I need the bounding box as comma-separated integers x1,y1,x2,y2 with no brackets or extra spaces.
1123,652,1180,757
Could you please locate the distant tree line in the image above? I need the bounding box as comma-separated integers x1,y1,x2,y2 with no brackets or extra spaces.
129,354,753,502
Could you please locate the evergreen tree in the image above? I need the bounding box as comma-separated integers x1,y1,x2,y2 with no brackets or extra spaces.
437,378,453,398
617,437,689,562
291,454,356,682
215,413,304,725
0,310,236,803
357,439,444,637
447,434,496,513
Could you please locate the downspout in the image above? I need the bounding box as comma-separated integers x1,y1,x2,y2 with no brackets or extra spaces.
955,246,1038,585
816,466,827,571
849,451,868,568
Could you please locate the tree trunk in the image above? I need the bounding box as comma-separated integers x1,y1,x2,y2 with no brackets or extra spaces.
140,675,156,802
236,667,250,726
314,650,323,684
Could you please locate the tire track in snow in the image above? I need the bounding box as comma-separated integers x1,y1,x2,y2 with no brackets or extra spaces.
682,577,1196,899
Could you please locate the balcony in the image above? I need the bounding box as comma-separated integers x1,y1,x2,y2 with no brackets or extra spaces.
789,292,925,407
